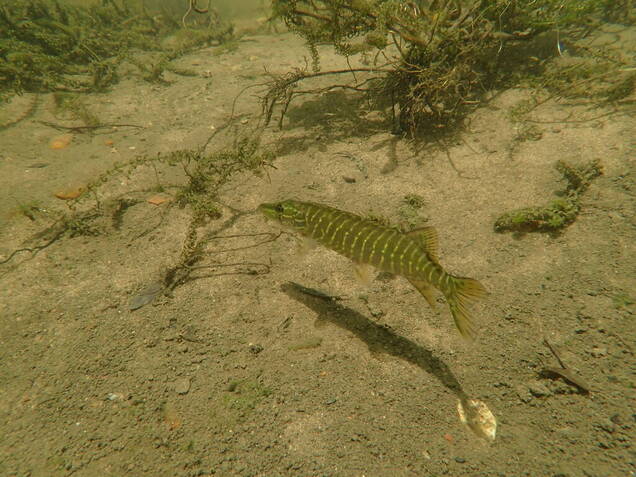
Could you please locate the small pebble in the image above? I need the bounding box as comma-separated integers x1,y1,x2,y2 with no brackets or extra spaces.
610,414,622,425
248,343,263,354
366,302,385,318
515,384,532,403
174,377,191,395
527,380,552,397
598,419,616,434
454,457,466,463
590,346,607,358
342,176,356,183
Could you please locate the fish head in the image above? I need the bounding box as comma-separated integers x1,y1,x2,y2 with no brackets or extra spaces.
258,199,306,229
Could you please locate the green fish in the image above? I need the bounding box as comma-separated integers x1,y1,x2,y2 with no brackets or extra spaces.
259,199,487,340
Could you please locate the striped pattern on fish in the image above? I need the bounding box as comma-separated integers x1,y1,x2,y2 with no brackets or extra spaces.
259,199,487,340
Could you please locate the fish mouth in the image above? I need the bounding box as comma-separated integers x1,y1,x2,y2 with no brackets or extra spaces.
258,202,278,220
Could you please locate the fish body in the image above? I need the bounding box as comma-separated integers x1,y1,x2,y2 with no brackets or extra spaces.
259,199,487,339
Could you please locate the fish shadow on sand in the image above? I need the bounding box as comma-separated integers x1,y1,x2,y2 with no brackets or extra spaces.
280,282,469,402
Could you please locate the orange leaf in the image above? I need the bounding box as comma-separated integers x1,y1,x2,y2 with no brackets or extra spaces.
50,134,73,150
147,195,170,205
54,187,84,200
163,403,182,430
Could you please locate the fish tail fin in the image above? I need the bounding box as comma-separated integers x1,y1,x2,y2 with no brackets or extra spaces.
444,276,488,341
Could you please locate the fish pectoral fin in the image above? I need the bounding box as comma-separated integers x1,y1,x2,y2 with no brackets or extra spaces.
354,262,375,286
407,278,437,309
296,237,317,257
406,227,439,263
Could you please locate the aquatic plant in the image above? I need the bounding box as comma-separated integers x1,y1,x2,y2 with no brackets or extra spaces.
267,0,633,136
0,0,233,102
494,159,603,233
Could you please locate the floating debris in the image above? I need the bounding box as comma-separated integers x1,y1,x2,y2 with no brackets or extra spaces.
457,398,497,442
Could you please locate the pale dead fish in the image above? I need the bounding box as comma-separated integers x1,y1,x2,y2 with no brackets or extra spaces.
457,398,497,442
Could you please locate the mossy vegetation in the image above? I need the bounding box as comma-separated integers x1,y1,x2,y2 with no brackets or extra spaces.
612,292,635,311
207,378,273,430
539,58,635,103
494,159,603,233
398,193,427,230
362,194,428,232
402,194,425,210
52,92,100,126
224,379,272,412
267,0,633,137
11,198,43,222
1,129,274,289
0,0,233,102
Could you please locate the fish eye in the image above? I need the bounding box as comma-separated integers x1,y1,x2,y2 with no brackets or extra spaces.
275,204,284,213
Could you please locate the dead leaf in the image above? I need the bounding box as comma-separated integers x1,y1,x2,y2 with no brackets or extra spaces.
163,402,182,431
147,195,170,205
54,187,84,200
49,134,73,150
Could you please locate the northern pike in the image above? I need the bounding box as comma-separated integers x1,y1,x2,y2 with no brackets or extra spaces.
259,199,487,340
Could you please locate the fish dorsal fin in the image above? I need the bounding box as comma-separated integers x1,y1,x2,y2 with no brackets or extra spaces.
407,226,439,263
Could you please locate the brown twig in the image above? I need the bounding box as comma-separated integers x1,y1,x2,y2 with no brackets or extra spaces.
38,121,143,132
262,66,390,128
543,338,567,369
205,231,282,253
541,338,591,394
182,0,211,27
